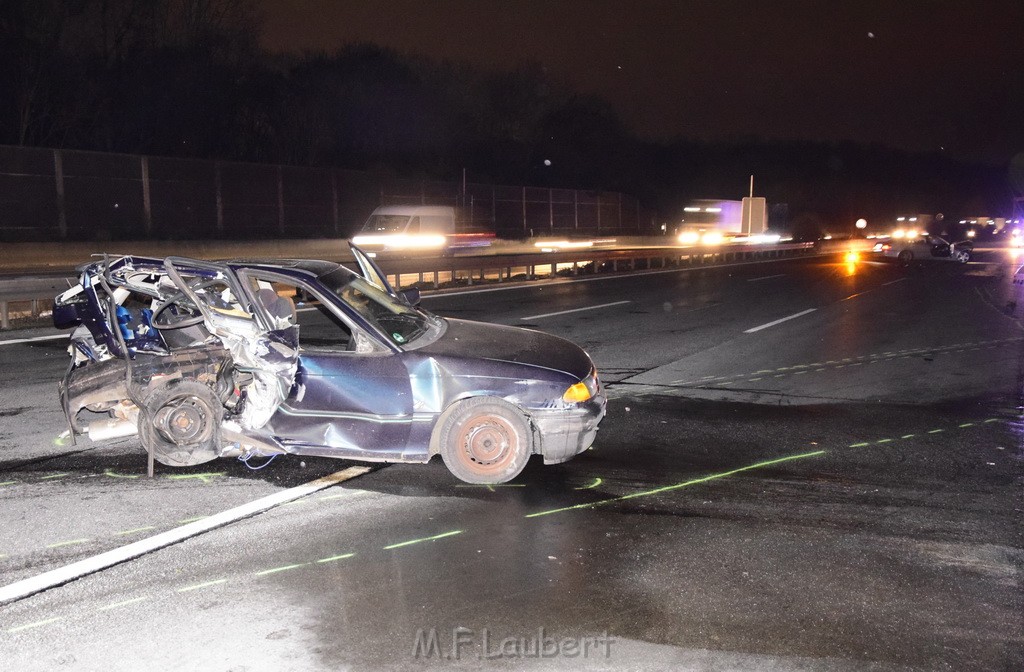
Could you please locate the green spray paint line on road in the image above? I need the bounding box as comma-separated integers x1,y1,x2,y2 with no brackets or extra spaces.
383,530,463,550
177,579,227,593
574,477,603,490
98,596,150,611
255,563,309,577
6,617,61,633
46,538,90,549
525,450,827,519
114,526,156,536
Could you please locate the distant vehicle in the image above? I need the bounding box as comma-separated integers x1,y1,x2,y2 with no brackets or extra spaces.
675,197,768,245
352,205,493,254
51,244,605,484
871,234,972,264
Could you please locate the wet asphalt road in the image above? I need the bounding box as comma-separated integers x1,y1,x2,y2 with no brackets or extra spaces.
0,251,1022,671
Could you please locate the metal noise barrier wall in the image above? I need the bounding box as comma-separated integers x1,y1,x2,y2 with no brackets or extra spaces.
0,145,654,243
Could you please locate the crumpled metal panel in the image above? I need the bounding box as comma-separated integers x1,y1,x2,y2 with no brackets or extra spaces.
204,314,298,430
263,350,417,460
53,252,608,473
61,345,231,433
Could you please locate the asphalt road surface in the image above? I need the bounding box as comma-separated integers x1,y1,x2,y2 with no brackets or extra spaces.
0,251,1022,671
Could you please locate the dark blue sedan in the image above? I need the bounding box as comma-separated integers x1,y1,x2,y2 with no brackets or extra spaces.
52,245,606,483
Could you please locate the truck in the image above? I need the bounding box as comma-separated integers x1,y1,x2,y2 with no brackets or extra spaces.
675,197,769,245
351,205,494,254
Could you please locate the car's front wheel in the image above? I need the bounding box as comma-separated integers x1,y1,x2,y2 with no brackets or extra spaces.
953,249,970,263
898,250,914,265
438,397,532,484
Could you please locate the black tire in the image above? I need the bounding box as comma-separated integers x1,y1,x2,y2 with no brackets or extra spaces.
438,397,532,484
897,250,914,265
954,249,970,263
139,380,222,467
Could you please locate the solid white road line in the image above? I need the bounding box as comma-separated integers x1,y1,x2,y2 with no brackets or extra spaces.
0,333,67,346
0,466,371,606
743,308,817,334
520,300,631,321
747,273,786,282
882,278,907,286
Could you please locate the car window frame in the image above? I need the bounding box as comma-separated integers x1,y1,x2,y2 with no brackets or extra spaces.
235,268,396,356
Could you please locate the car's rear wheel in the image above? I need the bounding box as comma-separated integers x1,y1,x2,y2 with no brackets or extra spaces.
139,380,222,467
898,250,914,265
438,397,532,484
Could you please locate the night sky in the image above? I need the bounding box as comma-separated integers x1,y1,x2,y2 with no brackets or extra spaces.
258,0,1024,164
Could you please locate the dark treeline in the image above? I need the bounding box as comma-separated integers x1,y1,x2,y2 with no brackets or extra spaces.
1,0,1014,234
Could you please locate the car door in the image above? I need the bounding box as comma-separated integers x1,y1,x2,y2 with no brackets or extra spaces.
350,242,399,296
236,269,418,462
928,237,951,257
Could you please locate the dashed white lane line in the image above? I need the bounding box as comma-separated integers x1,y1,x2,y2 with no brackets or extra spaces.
0,466,370,606
747,273,787,282
743,308,817,334
521,300,631,321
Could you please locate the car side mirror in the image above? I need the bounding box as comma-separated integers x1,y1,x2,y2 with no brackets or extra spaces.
399,287,421,307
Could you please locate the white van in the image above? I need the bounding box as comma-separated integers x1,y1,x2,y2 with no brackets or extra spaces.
352,206,491,253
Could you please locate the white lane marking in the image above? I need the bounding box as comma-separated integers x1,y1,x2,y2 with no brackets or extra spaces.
747,273,786,282
3,256,819,345
743,308,817,334
521,300,631,321
421,255,827,299
4,254,822,344
0,333,67,346
882,278,907,286
0,466,370,606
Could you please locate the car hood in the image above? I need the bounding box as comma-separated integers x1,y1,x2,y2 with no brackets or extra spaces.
415,318,593,380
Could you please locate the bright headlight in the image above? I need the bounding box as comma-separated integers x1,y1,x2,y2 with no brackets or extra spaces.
352,234,446,249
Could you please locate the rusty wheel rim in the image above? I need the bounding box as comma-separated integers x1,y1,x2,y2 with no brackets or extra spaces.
154,396,213,445
455,414,518,476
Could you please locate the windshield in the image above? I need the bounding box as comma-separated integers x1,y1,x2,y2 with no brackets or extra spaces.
318,268,432,346
361,214,411,234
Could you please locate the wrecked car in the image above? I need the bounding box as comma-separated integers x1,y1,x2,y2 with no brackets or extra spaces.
51,245,606,483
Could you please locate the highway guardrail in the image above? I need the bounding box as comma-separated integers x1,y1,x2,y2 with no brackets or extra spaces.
0,241,830,329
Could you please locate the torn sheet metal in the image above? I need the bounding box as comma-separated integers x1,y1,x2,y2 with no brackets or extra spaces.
52,249,606,482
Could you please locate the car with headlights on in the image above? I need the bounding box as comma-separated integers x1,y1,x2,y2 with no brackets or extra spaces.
51,245,605,483
871,234,972,264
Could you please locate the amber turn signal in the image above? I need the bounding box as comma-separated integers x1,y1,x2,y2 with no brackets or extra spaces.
562,381,592,403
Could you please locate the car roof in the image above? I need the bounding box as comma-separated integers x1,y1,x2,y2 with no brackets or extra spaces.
225,258,341,277
82,256,339,276
81,255,351,282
